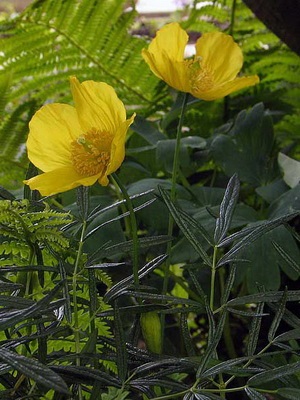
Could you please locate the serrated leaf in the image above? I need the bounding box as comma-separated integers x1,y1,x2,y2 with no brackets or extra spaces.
0,348,69,394
214,174,240,244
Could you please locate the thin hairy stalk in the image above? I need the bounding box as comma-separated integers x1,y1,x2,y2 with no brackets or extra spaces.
111,173,139,287
163,92,189,296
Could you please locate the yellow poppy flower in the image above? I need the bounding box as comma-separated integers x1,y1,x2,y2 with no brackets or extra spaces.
142,22,259,101
24,77,135,196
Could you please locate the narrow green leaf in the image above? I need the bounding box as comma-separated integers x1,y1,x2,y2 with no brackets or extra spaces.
221,264,237,305
227,290,300,307
196,310,227,377
217,212,299,267
58,260,72,323
245,387,267,399
248,361,300,385
273,241,300,274
114,303,128,382
87,190,154,222
97,235,172,259
247,302,265,356
267,302,300,329
0,282,24,293
84,198,155,240
51,365,121,387
180,313,196,357
0,348,69,394
104,254,167,303
274,328,300,343
76,186,89,221
277,388,300,399
188,269,208,306
268,289,287,342
214,174,240,244
159,186,212,266
0,186,15,200
0,282,63,330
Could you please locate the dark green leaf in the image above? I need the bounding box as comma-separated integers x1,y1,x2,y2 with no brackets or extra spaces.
247,302,265,356
221,264,237,305
84,198,155,240
277,388,300,399
245,387,267,399
274,328,300,343
104,254,167,303
180,313,196,357
159,186,212,266
114,303,127,382
76,186,89,221
0,348,69,394
268,289,287,342
217,212,298,267
272,240,300,275
214,174,240,244
228,290,300,307
248,361,300,385
196,310,227,377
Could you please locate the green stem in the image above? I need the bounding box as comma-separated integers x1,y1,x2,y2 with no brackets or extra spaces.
163,92,189,296
72,219,87,400
210,245,218,311
225,341,273,387
229,0,237,36
224,0,237,121
111,173,139,287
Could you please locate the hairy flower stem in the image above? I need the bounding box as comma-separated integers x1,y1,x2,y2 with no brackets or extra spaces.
163,92,189,296
72,219,87,400
111,173,139,287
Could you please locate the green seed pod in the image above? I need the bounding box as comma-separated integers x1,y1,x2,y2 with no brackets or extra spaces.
140,311,162,354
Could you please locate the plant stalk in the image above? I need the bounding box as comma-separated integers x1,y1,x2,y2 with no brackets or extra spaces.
111,173,139,287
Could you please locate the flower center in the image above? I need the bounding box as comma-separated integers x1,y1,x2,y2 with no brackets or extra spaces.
71,129,113,177
186,57,214,94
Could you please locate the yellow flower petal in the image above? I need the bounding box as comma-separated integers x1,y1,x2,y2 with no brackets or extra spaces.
70,76,126,134
24,166,101,196
147,22,188,62
195,32,243,84
107,113,136,176
27,103,81,172
197,75,260,101
143,24,259,100
142,22,190,92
